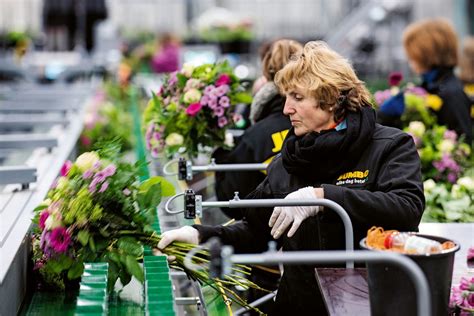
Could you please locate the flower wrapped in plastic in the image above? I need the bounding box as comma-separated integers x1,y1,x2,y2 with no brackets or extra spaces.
143,61,252,158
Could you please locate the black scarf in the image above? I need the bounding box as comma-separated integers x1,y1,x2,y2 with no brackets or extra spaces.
282,106,376,181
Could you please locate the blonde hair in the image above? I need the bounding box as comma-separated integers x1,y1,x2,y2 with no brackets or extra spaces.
274,41,371,121
459,36,474,83
403,18,458,70
262,39,303,81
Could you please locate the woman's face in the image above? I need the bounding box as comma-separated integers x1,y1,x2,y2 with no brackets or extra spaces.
283,88,335,136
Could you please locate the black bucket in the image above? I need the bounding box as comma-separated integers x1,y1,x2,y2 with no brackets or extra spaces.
360,234,460,316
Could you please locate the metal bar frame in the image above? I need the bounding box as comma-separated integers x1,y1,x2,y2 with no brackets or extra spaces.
0,166,36,186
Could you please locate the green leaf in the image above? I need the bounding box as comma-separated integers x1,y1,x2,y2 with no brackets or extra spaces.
108,251,121,264
89,236,96,252
232,92,252,104
119,269,132,287
118,237,143,257
33,204,49,213
107,261,120,292
124,255,144,282
67,261,84,279
77,230,90,246
48,254,74,274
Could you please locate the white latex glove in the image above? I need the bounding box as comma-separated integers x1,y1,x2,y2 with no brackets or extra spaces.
268,187,321,239
155,226,200,262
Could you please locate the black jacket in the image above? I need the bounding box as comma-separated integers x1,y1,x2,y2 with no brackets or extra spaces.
212,94,291,219
422,68,472,144
196,107,424,315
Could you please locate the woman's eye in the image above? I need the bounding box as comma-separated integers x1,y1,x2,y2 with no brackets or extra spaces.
294,95,303,101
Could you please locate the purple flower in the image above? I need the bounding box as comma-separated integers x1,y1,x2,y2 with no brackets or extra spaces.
388,71,403,86
204,85,215,95
219,96,230,108
49,227,71,253
460,277,474,291
374,90,392,106
151,147,159,158
80,136,91,147
40,230,50,251
468,247,474,260
443,130,458,141
208,98,218,109
216,74,231,86
186,102,203,116
218,116,228,128
82,169,94,179
98,181,109,193
406,86,427,96
152,132,161,141
39,211,49,230
88,177,101,193
447,172,458,183
102,164,116,177
94,171,107,183
60,160,72,177
216,84,230,97
213,106,225,117
200,95,209,106
123,188,131,196
168,71,178,87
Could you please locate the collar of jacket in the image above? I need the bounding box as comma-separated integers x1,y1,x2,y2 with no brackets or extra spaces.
250,82,281,124
281,106,376,181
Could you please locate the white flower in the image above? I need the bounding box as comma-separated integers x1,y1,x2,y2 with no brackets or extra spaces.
165,133,184,146
437,139,455,153
423,179,436,192
407,121,425,138
224,132,234,147
182,63,195,77
75,152,100,172
450,184,463,199
457,177,474,191
183,89,202,104
44,213,62,230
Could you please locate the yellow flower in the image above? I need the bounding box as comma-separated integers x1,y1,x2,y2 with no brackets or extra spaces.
165,133,184,146
425,94,443,111
75,152,100,172
56,177,69,190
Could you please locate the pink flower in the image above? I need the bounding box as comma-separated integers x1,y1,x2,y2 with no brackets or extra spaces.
186,102,203,116
467,247,474,260
99,181,109,193
218,116,228,128
208,98,218,109
102,164,116,177
82,169,93,179
49,227,71,253
60,160,73,177
214,106,225,117
216,85,230,97
443,130,458,141
123,188,131,196
94,171,107,183
374,90,392,106
216,74,231,87
460,277,474,291
200,95,209,106
81,136,91,147
388,71,403,86
450,286,465,308
39,211,50,230
219,96,230,108
204,85,215,95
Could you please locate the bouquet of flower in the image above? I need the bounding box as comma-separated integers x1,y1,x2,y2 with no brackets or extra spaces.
373,72,438,128
405,122,471,184
422,172,474,223
143,61,251,158
79,91,133,153
32,142,268,313
32,141,173,290
449,276,474,314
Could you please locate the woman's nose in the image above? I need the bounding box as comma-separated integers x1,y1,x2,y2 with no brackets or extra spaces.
283,99,294,115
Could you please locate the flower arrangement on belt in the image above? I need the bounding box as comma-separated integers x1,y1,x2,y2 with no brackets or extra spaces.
373,71,439,128
79,89,133,154
143,61,251,158
31,141,267,313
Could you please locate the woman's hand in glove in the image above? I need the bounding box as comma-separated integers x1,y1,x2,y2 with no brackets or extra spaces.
268,187,323,239
154,226,200,262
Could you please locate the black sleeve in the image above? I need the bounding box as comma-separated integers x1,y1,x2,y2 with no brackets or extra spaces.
193,177,276,253
322,134,424,230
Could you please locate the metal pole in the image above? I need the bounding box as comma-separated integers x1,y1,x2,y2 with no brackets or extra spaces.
192,163,268,172
227,250,431,316
202,198,354,268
